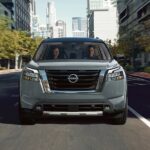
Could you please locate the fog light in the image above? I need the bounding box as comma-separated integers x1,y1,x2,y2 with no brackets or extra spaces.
104,106,110,111
36,106,42,111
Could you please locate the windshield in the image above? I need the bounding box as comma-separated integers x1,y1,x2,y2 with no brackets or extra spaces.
34,42,112,61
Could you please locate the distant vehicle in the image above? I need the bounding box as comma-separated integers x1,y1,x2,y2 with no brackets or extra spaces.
20,37,128,124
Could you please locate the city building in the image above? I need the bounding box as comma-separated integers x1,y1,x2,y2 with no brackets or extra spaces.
31,24,50,38
87,0,109,11
117,0,150,66
30,0,36,16
72,30,86,37
46,0,57,37
30,0,66,38
0,0,30,31
31,15,40,37
38,24,48,38
87,0,118,42
30,0,41,37
54,20,66,38
117,0,150,34
72,17,87,37
0,2,11,18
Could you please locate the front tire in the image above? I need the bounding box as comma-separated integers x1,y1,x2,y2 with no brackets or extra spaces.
19,107,35,125
112,106,127,125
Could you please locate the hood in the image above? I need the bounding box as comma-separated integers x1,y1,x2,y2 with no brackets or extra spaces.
27,60,119,71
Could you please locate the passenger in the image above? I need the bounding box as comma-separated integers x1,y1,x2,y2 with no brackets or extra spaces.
52,47,60,59
88,46,98,59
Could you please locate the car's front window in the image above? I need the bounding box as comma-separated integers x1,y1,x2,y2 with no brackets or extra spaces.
33,42,112,61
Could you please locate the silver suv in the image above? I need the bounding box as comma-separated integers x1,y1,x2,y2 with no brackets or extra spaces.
20,38,127,124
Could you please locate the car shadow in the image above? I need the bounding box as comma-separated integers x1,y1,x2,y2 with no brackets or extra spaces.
36,117,115,125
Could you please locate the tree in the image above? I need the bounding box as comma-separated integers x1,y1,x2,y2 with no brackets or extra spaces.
136,35,150,52
135,20,150,52
28,37,43,56
0,16,13,59
0,16,43,69
0,16,12,30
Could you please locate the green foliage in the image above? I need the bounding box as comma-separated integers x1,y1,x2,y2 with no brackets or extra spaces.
144,67,150,73
124,64,134,72
0,16,43,59
135,35,150,52
0,16,12,30
105,39,127,57
99,26,150,60
28,37,43,56
117,19,150,56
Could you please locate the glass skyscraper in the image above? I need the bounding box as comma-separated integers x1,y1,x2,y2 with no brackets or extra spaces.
88,0,104,10
72,17,87,37
0,0,30,31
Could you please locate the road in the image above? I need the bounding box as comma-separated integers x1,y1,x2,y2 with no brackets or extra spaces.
0,72,150,150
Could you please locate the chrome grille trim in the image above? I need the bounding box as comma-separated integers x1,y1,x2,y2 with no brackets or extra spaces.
96,70,107,91
39,70,51,93
46,70,100,91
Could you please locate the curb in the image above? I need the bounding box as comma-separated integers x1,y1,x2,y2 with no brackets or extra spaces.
127,74,150,81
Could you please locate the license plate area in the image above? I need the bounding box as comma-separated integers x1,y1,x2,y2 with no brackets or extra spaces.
68,105,79,111
42,104,106,112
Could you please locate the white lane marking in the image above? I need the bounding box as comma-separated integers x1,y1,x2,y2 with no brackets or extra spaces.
128,106,150,128
134,83,149,86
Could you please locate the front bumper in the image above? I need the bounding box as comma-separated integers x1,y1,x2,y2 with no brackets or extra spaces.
20,93,127,116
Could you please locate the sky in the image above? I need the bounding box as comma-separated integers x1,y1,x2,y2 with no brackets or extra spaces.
36,0,87,36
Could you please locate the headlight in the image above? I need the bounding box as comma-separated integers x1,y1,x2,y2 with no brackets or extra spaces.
107,69,124,81
22,67,39,81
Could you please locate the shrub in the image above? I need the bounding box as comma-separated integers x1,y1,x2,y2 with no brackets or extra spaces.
124,64,134,71
144,67,150,73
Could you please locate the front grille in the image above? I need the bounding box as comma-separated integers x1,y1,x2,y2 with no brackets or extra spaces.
46,70,100,91
43,104,106,112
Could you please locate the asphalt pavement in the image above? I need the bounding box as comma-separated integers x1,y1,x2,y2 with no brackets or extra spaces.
0,72,150,150
128,75,150,120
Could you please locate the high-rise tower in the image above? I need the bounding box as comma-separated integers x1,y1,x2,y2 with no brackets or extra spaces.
87,0,118,42
31,0,36,15
72,17,87,37
46,0,56,31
